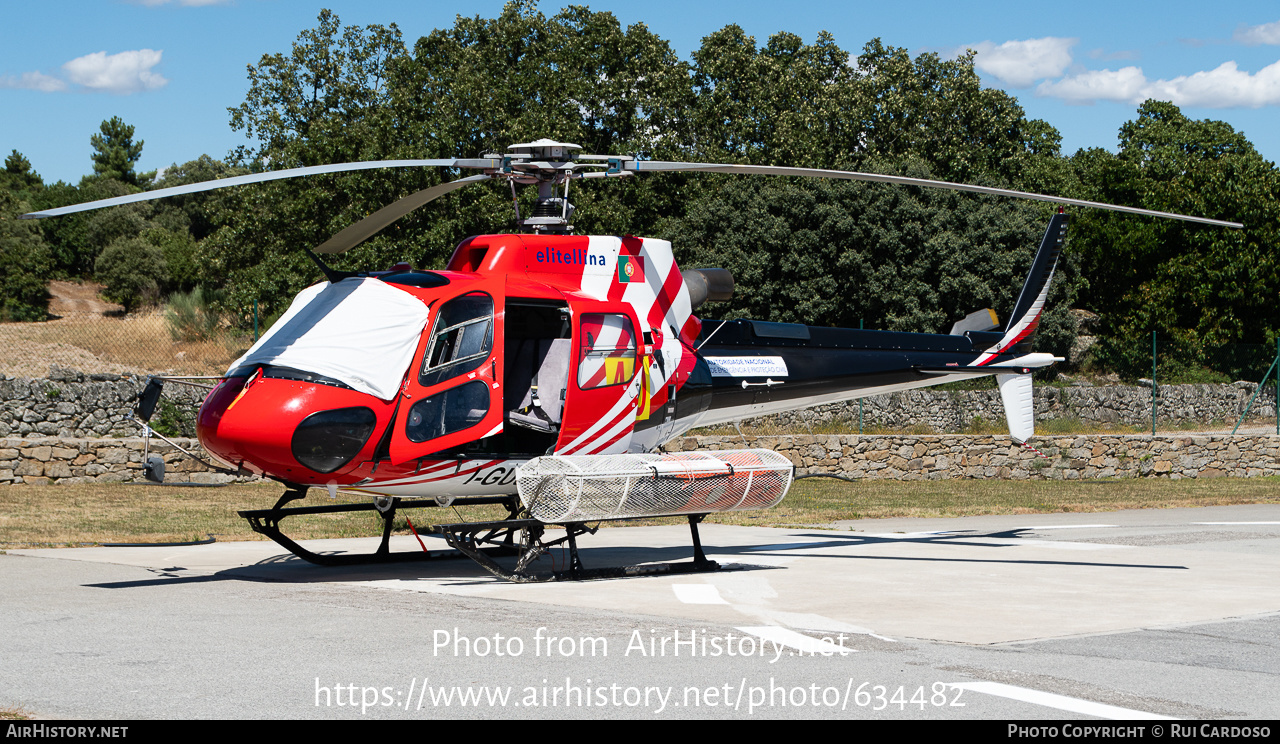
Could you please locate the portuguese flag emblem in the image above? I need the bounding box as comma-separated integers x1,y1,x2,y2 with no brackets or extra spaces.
617,255,645,283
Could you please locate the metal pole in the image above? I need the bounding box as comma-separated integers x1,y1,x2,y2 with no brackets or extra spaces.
1152,331,1157,437
859,319,864,436
1231,352,1278,435
253,300,259,342
1275,337,1278,435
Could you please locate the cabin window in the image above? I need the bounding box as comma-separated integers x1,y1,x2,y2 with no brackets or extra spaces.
577,313,637,389
404,380,490,443
420,292,493,387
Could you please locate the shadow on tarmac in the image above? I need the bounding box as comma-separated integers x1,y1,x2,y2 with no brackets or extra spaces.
80,527,1187,590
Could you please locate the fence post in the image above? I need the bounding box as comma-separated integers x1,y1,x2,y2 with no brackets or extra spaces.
1230,347,1278,435
859,318,864,436
1151,331,1157,437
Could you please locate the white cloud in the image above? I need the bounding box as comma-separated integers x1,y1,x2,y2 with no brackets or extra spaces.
962,37,1077,88
1037,60,1280,108
1234,20,1280,46
62,50,168,94
0,71,68,92
1036,67,1148,104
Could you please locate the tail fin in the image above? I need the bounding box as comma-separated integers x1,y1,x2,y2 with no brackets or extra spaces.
979,211,1069,443
970,212,1068,366
1002,211,1068,354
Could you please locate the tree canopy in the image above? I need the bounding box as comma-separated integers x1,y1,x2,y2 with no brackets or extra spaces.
1069,100,1280,378
90,116,146,186
3,4,1277,385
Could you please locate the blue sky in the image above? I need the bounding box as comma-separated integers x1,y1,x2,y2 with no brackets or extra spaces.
3,0,1279,184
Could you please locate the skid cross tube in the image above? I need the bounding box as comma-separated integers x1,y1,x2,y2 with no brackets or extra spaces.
238,488,521,566
438,513,721,582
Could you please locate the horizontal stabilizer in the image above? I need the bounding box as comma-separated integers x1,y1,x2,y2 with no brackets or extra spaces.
950,308,999,335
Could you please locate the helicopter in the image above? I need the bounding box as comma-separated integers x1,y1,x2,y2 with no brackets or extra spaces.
23,139,1241,582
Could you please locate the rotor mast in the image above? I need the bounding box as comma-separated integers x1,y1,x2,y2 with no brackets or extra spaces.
486,139,637,235
486,139,581,234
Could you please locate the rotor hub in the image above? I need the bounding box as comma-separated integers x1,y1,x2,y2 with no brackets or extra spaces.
484,140,598,234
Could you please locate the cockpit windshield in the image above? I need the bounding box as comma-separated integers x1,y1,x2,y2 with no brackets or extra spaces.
226,278,431,400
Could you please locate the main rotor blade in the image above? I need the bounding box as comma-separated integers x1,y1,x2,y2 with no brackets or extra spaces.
626,161,1244,229
313,173,492,255
20,158,500,220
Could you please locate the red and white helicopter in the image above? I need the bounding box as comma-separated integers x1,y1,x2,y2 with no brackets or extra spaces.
25,139,1239,580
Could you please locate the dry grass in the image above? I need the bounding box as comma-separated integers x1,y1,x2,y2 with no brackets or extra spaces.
743,476,1280,524
1,280,250,377
0,312,252,377
0,483,510,547
4,478,1275,547
0,706,33,721
617,476,1280,528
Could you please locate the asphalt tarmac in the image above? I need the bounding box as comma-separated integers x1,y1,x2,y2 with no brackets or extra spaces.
3,504,1278,720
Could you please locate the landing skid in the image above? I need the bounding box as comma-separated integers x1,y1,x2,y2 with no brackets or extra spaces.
437,515,721,582
238,486,522,567
240,487,722,581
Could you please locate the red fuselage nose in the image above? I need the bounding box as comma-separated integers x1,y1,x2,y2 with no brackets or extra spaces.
197,373,394,483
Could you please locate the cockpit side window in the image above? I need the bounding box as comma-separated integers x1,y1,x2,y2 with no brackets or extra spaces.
420,292,494,387
577,313,637,389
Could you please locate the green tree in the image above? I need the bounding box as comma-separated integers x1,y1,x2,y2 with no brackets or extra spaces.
687,27,861,168
95,236,167,312
142,226,200,292
150,155,246,241
667,159,1082,362
3,150,44,194
0,190,53,321
213,4,693,319
210,7,1079,344
90,116,146,186
1070,100,1280,380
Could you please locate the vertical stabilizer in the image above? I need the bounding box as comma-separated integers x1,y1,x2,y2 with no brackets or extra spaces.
1002,212,1068,352
970,212,1068,366
997,373,1035,443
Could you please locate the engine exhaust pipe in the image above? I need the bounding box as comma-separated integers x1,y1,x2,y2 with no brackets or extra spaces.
682,268,734,309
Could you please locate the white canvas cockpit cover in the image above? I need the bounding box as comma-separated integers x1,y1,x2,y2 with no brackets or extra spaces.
227,278,431,400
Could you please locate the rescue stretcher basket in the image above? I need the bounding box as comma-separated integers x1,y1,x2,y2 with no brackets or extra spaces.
517,449,795,523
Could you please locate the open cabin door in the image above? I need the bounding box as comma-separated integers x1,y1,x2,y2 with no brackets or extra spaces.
554,302,644,455
389,281,505,465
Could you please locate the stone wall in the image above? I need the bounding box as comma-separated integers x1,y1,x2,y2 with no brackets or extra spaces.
664,433,1280,480
1,367,1274,439
0,437,250,485
3,432,1276,485
748,381,1276,431
0,366,1275,485
0,366,205,439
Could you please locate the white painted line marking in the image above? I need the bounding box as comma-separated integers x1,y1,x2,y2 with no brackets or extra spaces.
672,583,729,604
743,609,896,643
1024,524,1118,530
949,681,1173,720
1194,522,1280,525
737,626,855,655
